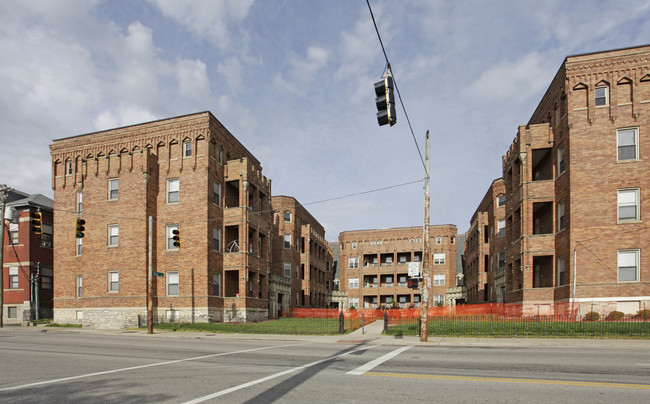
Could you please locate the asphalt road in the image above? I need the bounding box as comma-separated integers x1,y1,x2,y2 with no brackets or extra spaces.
1,327,649,403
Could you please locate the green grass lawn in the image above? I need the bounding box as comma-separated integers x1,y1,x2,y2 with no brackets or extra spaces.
151,317,345,335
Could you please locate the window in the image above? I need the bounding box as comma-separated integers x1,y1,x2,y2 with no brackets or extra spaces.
218,148,224,164
76,191,83,214
498,251,506,269
9,267,19,289
617,128,638,161
377,240,382,245
183,141,192,157
436,236,442,245
434,295,444,306
557,144,565,176
108,271,119,292
434,253,445,265
385,276,393,286
7,307,17,319
352,241,357,249
76,237,83,256
41,267,52,290
557,257,566,286
167,225,179,250
497,194,506,207
167,271,179,295
41,225,53,248
434,274,445,286
349,297,359,309
348,277,359,289
213,273,221,296
108,224,119,246
618,250,639,282
348,257,359,269
9,229,18,245
167,178,179,203
409,238,414,243
557,201,566,231
284,262,291,278
283,234,291,249
451,236,456,244
76,275,83,298
283,211,291,222
497,219,506,238
108,178,119,200
65,160,73,175
212,227,221,251
213,182,222,206
618,189,639,222
595,85,609,106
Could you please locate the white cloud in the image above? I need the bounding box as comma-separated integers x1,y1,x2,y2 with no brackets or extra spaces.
177,59,211,101
93,105,159,131
290,46,329,83
147,0,253,50
217,57,242,91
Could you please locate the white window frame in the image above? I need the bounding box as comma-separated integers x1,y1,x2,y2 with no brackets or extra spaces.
108,178,119,200
434,273,445,286
167,225,179,250
352,241,357,249
617,249,639,282
557,257,566,286
213,182,222,206
283,211,292,222
617,128,639,161
167,271,179,296
434,253,445,265
434,294,444,306
385,276,393,287
283,234,291,249
183,141,192,157
349,297,359,309
108,271,119,292
497,194,506,207
618,188,639,222
9,267,19,289
167,178,179,204
557,144,565,176
108,224,119,246
76,191,83,214
76,237,83,256
348,257,359,269
348,277,359,289
212,227,221,251
284,262,291,278
76,275,83,298
497,219,506,238
65,160,73,175
7,307,18,319
595,85,609,106
498,251,506,269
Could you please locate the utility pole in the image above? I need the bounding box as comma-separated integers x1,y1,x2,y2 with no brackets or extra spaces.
147,215,153,334
420,132,430,342
0,184,13,328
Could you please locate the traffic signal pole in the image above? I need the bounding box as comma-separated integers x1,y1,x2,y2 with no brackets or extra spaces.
420,132,430,342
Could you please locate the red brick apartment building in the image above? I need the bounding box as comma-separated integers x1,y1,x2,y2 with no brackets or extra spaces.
269,196,333,317
496,45,650,314
464,179,507,304
2,190,53,324
339,226,458,309
49,112,273,328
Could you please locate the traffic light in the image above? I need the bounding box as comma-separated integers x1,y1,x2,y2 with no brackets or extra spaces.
31,211,43,234
407,278,419,289
75,218,86,238
172,228,181,248
374,73,396,127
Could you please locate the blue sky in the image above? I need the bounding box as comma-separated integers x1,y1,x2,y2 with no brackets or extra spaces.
1,0,649,240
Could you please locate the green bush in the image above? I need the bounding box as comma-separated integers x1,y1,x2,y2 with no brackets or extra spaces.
584,311,600,321
605,311,625,320
636,309,650,320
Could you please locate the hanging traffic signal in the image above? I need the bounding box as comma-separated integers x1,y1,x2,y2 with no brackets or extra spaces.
374,72,396,127
31,211,43,234
75,218,86,238
407,278,419,289
172,228,181,247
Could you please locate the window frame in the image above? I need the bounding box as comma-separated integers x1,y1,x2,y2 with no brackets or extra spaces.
557,200,566,231
284,262,291,278
557,257,566,286
167,225,179,250
557,143,565,176
213,181,222,206
497,194,506,207
348,277,359,289
595,85,609,106
433,253,446,265
76,275,83,298
617,188,640,222
107,224,119,246
167,178,179,204
76,237,83,256
434,273,445,286
108,271,119,292
108,178,119,200
617,249,639,283
348,257,359,269
283,211,292,223
212,273,221,296
183,141,192,157
76,191,83,214
9,267,19,289
167,271,179,296
617,127,639,162
283,234,291,249
212,227,221,252
497,219,506,238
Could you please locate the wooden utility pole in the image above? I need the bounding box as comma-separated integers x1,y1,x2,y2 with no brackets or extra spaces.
420,132,430,342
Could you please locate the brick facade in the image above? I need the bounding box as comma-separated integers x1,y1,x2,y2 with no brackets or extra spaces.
497,45,650,314
339,226,458,309
269,196,333,316
50,111,273,328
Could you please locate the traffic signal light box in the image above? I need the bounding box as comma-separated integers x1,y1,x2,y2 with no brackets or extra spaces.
374,73,396,127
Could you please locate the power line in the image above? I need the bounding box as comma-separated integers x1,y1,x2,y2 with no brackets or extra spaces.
366,0,427,176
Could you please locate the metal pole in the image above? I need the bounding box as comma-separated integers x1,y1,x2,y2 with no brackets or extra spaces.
420,131,430,342
572,246,577,315
35,262,40,321
148,215,153,334
0,184,13,328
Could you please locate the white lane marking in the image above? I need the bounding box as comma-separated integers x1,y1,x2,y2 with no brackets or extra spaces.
182,345,377,404
346,345,413,375
0,343,303,392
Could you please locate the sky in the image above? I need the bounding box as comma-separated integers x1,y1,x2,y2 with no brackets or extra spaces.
1,0,649,241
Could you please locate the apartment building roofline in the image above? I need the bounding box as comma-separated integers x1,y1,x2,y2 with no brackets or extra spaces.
339,224,457,236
